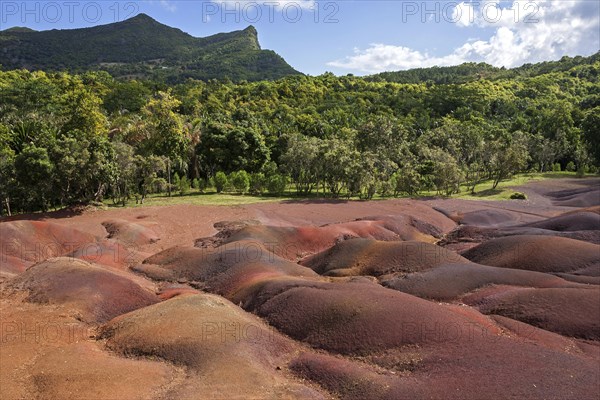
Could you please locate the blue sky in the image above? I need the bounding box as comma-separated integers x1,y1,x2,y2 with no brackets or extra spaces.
1,1,599,75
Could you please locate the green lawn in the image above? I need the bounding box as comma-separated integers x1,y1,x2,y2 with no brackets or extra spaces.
447,171,579,201
105,191,295,208
103,171,588,209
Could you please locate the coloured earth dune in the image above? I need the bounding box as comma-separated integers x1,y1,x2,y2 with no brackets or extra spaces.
1,177,599,399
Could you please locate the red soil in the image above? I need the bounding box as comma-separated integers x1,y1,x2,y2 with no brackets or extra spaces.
102,218,160,245
0,220,97,264
8,257,159,323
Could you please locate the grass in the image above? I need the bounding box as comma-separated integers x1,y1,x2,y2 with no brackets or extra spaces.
105,190,295,208
103,171,585,209
452,171,577,201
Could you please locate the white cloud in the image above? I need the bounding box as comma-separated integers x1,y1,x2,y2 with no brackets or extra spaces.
329,0,600,73
453,1,475,27
159,0,177,13
328,44,465,73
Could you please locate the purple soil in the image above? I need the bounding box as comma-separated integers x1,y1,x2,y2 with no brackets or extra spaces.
548,185,600,207
439,224,600,248
453,208,522,227
521,211,600,231
464,286,600,340
290,352,418,400
382,262,581,301
255,281,499,355
461,235,600,275
8,257,159,323
301,238,466,277
2,177,599,399
291,330,600,400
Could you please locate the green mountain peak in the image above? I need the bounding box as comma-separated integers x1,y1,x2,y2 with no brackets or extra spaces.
0,15,299,82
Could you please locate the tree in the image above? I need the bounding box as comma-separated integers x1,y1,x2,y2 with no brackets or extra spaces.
14,144,54,211
581,107,600,163
426,148,464,196
281,134,320,195
110,142,137,206
490,132,530,189
140,90,189,173
197,122,270,176
0,146,15,215
391,165,422,197
103,80,151,114
134,155,166,204
250,172,267,194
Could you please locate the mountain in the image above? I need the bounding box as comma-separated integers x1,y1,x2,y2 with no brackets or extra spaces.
367,52,600,84
0,13,301,82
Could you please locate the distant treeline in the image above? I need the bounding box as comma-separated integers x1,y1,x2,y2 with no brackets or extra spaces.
1,54,599,214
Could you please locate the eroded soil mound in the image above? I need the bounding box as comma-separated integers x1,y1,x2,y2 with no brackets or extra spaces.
102,219,160,245
549,185,600,207
462,235,600,275
254,281,498,355
101,294,325,399
522,211,600,231
464,287,600,340
382,262,580,301
0,220,97,276
8,257,159,323
301,238,467,277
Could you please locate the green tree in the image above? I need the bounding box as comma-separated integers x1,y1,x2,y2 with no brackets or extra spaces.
14,144,54,211
490,132,530,189
0,146,16,215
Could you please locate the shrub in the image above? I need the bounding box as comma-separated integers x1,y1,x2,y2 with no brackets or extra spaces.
230,170,250,194
267,174,288,195
552,163,562,172
191,178,199,189
172,173,180,188
214,172,228,193
510,192,527,200
198,178,208,192
250,172,267,194
566,161,576,172
179,175,190,195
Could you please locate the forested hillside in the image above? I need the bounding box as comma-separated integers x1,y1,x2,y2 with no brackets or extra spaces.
1,55,598,214
0,14,300,82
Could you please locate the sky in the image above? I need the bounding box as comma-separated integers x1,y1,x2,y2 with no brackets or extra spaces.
1,1,599,76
